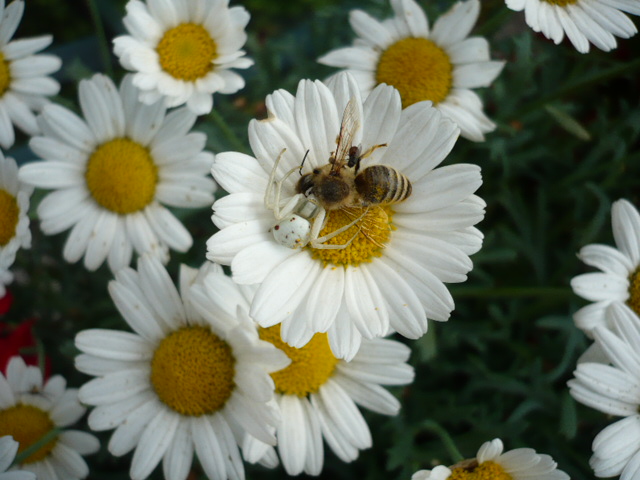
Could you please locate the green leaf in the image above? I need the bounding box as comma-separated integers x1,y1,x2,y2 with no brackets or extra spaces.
544,105,592,141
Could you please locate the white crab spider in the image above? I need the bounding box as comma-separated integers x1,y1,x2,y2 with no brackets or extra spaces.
264,149,365,250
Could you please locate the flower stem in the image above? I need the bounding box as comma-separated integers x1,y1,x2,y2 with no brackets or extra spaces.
13,428,61,466
84,0,113,77
419,420,464,464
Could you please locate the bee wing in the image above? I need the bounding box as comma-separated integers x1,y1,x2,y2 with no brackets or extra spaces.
332,97,361,174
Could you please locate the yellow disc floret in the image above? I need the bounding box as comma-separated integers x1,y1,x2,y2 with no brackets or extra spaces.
150,326,236,416
156,23,218,81
628,267,640,317
85,138,158,214
309,206,392,266
542,0,577,5
0,404,58,464
0,189,18,246
450,460,513,480
259,325,339,397
376,37,453,107
0,52,11,96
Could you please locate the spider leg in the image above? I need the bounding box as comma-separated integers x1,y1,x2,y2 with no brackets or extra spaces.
265,148,287,212
351,207,390,248
310,208,369,249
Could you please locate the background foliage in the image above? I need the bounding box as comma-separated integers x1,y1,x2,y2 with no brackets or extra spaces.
5,0,640,479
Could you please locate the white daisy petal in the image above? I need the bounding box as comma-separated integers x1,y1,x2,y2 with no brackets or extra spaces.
348,10,393,49
277,395,308,475
571,272,629,302
613,199,640,265
432,0,480,47
130,409,179,480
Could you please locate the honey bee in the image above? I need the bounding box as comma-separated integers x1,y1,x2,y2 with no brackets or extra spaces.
296,97,412,213
264,149,364,250
264,97,412,251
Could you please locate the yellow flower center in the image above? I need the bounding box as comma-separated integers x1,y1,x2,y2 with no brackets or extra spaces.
376,37,453,107
259,325,339,397
150,326,236,416
542,0,577,5
627,267,640,317
0,404,58,464
450,460,512,480
0,189,18,246
0,52,11,96
85,137,158,214
309,206,393,266
156,23,218,81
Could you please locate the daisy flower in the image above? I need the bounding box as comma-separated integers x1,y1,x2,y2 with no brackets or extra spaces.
571,199,640,335
75,255,290,480
0,151,31,297
0,436,36,480
243,324,414,475
568,302,640,479
412,438,569,480
0,0,61,149
207,73,485,361
318,0,505,142
0,356,99,480
505,0,639,53
113,0,253,115
19,73,216,273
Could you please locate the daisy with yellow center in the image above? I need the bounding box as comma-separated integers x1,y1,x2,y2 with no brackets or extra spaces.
113,0,253,115
74,256,289,480
242,323,414,475
571,199,640,338
208,73,485,361
412,438,569,480
318,0,505,142
0,357,99,480
19,73,216,273
506,0,639,53
569,305,640,478
0,151,31,297
0,0,61,149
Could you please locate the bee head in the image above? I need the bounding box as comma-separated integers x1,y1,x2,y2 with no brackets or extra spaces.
296,171,316,196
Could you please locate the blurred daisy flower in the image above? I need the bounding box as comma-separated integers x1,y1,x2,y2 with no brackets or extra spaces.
571,199,640,334
75,256,289,480
412,438,569,480
244,325,414,475
0,436,35,480
0,151,31,296
0,0,61,149
19,73,216,273
0,356,99,480
505,0,639,53
113,0,253,115
568,305,640,479
318,0,505,142
207,73,484,361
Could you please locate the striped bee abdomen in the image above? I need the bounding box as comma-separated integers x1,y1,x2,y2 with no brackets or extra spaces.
354,165,412,206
